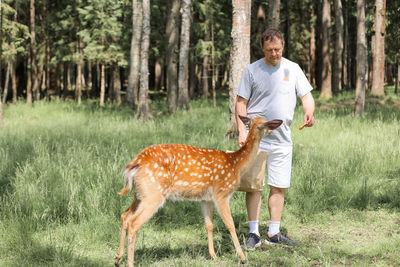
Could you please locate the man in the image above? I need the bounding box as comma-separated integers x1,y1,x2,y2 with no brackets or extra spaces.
236,28,315,248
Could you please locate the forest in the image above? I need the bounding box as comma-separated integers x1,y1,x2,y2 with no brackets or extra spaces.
0,0,399,121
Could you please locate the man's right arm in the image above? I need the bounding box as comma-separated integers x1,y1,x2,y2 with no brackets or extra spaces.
235,96,248,147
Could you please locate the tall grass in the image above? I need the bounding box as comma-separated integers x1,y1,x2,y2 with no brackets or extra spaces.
1,94,399,266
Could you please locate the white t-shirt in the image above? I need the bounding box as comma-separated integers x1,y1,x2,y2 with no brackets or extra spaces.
237,57,313,148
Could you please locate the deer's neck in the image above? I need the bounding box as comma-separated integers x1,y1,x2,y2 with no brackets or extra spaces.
232,126,262,172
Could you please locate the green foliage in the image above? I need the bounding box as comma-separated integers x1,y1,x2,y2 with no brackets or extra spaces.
1,1,30,60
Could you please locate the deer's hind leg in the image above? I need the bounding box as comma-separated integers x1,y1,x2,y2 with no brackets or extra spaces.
115,198,140,266
126,194,166,267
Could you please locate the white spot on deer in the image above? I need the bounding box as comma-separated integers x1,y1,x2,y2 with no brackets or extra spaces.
215,175,219,180
176,180,183,185
184,168,189,172
151,177,156,183
227,173,231,177
154,163,158,168
183,181,189,186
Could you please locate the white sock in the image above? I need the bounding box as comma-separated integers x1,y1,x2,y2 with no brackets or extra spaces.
268,221,280,236
248,220,259,236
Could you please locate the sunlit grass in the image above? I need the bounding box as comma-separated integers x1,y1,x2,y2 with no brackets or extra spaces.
1,93,399,266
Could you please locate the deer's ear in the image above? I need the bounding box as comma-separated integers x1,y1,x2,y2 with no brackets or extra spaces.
266,119,283,130
239,115,251,126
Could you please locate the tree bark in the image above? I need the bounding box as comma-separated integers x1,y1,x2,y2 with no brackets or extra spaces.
310,2,316,88
333,0,344,94
177,0,191,110
127,0,142,107
227,0,251,137
267,0,280,29
76,37,83,105
100,63,105,106
166,0,180,114
113,64,121,105
319,0,332,99
137,0,151,119
355,0,367,115
11,60,17,102
2,60,11,103
371,0,386,96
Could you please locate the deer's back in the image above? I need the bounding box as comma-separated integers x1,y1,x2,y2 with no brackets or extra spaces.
128,144,239,200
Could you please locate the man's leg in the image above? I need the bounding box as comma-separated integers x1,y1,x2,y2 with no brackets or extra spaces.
244,191,262,249
267,186,285,235
265,185,297,246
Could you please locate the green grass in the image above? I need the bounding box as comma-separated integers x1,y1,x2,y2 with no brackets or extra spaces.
1,92,400,266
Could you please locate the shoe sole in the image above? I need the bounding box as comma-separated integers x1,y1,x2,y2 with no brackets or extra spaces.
244,241,262,250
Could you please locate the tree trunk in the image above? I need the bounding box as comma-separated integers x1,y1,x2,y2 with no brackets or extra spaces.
333,0,344,94
267,0,280,29
177,0,191,110
166,0,180,114
395,64,399,95
11,60,17,102
202,49,209,99
227,0,251,137
127,0,142,107
100,63,105,106
113,65,121,105
2,60,11,103
343,0,349,90
154,60,161,91
137,0,151,119
355,0,367,115
76,37,83,105
46,39,50,100
319,0,332,99
371,0,386,96
29,0,39,104
310,2,316,88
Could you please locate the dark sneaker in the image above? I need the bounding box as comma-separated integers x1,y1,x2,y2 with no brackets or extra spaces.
265,232,297,246
244,233,261,250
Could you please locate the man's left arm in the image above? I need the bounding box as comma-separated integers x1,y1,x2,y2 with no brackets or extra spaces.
301,92,315,127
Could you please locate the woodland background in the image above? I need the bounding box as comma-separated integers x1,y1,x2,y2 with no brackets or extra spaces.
0,0,399,124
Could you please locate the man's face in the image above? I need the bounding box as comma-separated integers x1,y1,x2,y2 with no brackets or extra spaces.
262,38,284,66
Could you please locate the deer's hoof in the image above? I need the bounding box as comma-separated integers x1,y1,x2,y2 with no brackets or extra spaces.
114,256,123,266
240,259,247,265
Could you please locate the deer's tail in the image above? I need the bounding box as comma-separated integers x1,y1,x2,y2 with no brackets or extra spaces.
118,164,139,196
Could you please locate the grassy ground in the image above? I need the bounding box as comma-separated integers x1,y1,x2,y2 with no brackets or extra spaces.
1,91,399,266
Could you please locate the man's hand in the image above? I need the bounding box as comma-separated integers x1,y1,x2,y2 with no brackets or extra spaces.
301,93,315,128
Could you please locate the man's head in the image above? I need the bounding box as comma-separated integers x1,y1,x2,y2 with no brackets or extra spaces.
261,28,284,67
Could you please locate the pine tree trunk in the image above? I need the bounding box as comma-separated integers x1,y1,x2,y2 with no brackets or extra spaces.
11,60,17,102
395,64,399,95
267,0,280,29
310,2,316,88
355,0,366,115
76,38,83,105
113,64,121,105
127,0,142,107
177,0,192,110
371,0,386,96
319,0,332,99
227,0,251,137
100,63,105,106
333,0,344,94
166,0,180,114
137,0,151,119
2,60,11,103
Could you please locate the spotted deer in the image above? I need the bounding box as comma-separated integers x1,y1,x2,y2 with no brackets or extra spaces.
115,116,283,267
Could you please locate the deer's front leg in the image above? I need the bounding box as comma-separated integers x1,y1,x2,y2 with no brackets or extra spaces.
214,196,246,264
201,200,217,260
